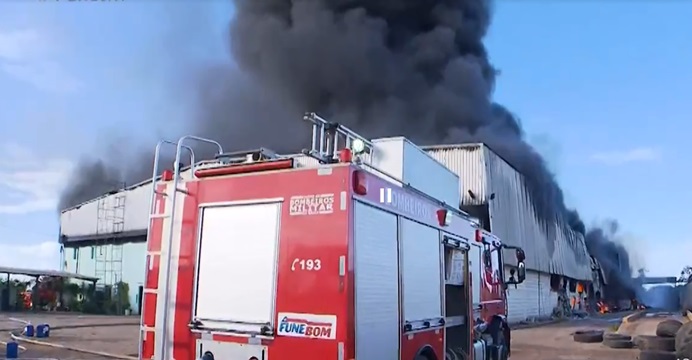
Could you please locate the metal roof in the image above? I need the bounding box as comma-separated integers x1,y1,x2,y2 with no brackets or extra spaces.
0,266,98,282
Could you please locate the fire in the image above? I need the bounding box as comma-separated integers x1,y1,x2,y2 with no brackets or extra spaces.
597,301,610,314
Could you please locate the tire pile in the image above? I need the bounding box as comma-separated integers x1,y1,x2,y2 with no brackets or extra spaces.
572,318,692,360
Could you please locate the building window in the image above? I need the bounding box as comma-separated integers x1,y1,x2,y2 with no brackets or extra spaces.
73,248,78,260
91,247,95,259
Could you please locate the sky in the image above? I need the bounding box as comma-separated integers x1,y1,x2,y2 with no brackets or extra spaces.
0,1,690,277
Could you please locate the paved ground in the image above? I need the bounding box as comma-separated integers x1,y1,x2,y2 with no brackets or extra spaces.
0,310,680,359
0,313,138,359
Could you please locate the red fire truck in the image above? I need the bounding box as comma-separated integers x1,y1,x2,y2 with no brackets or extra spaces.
138,113,527,360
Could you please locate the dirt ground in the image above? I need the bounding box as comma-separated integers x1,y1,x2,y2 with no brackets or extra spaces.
0,310,680,359
512,315,636,360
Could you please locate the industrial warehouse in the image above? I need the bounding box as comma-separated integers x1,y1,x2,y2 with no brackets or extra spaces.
58,136,601,323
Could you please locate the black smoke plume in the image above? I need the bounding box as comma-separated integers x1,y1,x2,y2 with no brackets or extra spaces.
58,0,636,292
584,220,642,301
61,0,573,227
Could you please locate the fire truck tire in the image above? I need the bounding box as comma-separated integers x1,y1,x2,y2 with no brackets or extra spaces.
655,319,683,338
602,338,633,349
604,333,631,341
638,350,677,360
636,335,676,352
414,346,438,360
572,330,604,343
675,321,692,358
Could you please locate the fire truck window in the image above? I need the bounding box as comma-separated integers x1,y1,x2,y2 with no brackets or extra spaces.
444,247,465,286
490,248,501,283
400,218,443,322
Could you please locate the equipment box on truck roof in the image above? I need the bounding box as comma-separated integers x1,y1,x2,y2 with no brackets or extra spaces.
369,137,460,208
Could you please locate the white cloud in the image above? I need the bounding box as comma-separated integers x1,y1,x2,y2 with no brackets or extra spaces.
590,147,661,165
0,241,60,270
0,143,74,214
0,28,81,94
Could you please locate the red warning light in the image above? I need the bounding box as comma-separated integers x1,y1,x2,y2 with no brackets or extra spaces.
352,170,367,195
339,148,353,163
161,169,173,181
436,209,450,227
475,229,483,243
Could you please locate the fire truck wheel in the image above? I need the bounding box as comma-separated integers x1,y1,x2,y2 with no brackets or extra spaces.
638,350,677,360
414,346,438,360
636,335,676,351
675,321,692,358
603,333,631,341
655,319,683,338
602,338,633,349
572,329,604,343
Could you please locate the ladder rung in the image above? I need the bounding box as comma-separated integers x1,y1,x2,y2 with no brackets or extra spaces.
147,251,161,256
143,288,158,294
150,213,170,219
141,326,155,332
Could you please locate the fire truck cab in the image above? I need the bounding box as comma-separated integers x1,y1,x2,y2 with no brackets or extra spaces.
138,113,527,360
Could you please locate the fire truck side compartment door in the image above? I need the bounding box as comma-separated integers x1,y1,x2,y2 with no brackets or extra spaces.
400,218,444,328
193,201,282,333
353,201,399,360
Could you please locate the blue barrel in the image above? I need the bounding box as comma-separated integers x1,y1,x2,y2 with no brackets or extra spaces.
5,341,18,358
36,323,50,338
24,323,34,337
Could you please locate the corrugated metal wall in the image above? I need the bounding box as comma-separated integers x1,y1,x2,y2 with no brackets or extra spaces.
426,144,592,281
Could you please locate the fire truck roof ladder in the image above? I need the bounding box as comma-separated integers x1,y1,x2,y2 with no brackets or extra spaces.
139,136,224,360
215,147,281,164
302,112,374,164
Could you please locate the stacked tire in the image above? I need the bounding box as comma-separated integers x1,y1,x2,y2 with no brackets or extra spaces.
635,319,682,360
602,333,634,349
677,321,692,360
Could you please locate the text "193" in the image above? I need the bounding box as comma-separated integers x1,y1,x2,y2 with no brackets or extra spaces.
291,258,322,271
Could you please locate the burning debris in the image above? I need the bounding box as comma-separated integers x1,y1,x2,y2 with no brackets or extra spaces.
58,1,638,296
585,220,644,309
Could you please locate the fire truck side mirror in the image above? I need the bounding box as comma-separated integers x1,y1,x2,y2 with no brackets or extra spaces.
515,248,526,262
483,250,492,267
516,262,526,283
